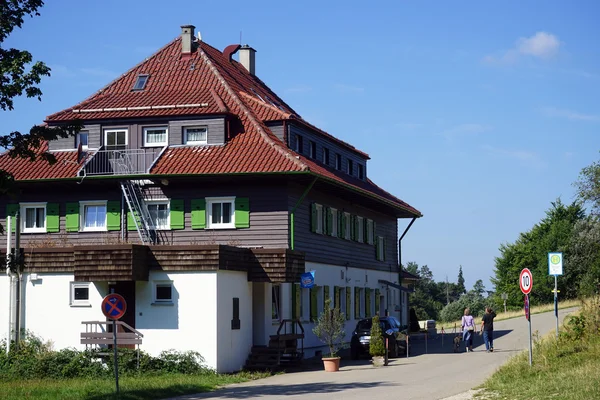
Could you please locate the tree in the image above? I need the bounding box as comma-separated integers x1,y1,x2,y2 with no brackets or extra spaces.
574,154,600,215
457,266,466,294
369,314,385,357
312,298,346,358
1,0,81,232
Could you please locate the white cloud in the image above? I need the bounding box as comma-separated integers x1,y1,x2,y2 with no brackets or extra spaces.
441,123,491,139
482,145,546,169
483,31,561,65
333,83,364,93
542,107,599,122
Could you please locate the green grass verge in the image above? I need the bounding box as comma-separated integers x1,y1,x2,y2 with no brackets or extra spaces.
0,371,272,400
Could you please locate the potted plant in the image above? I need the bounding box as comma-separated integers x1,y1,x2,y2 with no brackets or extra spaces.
369,314,386,367
312,298,346,372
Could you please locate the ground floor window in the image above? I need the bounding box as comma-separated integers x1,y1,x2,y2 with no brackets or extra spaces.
70,282,90,306
153,281,173,304
272,284,281,321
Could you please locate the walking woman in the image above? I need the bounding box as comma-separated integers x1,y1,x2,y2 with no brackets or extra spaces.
461,308,476,352
481,307,497,352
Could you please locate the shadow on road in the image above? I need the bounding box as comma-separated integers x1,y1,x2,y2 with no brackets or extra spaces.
405,329,514,356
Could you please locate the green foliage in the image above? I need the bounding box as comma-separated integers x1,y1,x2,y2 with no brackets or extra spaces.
439,280,488,322
574,154,600,216
312,298,346,357
0,331,213,381
457,266,466,295
369,315,386,357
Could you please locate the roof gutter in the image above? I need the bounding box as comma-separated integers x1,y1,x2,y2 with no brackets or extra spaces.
289,176,318,250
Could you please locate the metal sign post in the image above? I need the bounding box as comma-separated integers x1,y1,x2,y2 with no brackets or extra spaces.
501,292,508,313
520,268,533,367
101,293,127,396
548,252,563,339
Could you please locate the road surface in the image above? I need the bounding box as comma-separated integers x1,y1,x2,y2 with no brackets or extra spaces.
171,307,577,400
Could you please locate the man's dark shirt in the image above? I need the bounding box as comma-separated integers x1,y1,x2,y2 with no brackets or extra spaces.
482,312,496,331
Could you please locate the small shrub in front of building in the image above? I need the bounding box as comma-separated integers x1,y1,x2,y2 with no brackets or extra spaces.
0,331,213,380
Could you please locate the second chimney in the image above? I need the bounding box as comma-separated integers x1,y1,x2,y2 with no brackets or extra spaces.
239,44,256,75
181,25,195,54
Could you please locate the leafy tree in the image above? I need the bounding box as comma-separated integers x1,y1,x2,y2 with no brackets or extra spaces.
472,279,485,297
439,281,488,322
565,216,600,297
457,266,466,294
574,154,600,215
406,262,444,320
0,0,81,232
312,298,346,358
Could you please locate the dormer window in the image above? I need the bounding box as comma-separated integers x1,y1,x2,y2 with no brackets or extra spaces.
294,135,304,154
347,159,354,175
144,127,168,147
335,153,342,170
76,132,89,150
309,141,316,159
184,127,207,145
358,164,364,180
323,147,330,165
133,74,149,91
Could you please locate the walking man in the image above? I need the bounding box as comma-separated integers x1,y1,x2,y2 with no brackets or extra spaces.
480,307,496,352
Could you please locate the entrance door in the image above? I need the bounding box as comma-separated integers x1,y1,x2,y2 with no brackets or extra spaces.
108,281,136,348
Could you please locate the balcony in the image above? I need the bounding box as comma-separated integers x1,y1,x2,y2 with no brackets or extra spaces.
80,147,164,176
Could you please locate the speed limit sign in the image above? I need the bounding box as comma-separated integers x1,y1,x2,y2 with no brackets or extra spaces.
520,268,533,295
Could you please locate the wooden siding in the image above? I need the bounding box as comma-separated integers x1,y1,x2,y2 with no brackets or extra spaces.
168,118,225,145
48,124,101,151
288,123,367,179
74,245,149,281
266,122,285,142
289,183,399,272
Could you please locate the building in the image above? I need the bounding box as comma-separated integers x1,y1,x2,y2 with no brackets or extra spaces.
0,25,421,372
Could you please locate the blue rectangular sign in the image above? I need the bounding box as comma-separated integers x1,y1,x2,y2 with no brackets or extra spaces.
300,271,315,288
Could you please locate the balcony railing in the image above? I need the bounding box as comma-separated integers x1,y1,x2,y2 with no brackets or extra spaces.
81,147,164,176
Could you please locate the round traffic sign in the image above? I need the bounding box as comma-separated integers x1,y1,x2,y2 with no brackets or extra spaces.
520,268,533,295
102,293,127,320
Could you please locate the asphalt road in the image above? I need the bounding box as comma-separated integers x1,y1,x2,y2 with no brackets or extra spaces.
171,307,577,400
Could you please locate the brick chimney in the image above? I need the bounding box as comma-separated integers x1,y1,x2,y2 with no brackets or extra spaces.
181,25,195,54
239,44,256,75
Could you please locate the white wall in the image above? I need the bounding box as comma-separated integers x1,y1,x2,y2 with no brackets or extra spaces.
0,275,10,342
136,271,218,370
216,270,253,373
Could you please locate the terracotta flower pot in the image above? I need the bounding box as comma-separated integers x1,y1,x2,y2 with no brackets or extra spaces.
372,356,385,367
322,356,341,372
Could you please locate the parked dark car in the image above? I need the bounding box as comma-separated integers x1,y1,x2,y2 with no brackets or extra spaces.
350,316,410,359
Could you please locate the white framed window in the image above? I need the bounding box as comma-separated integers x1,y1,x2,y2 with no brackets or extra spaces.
315,204,324,234
207,197,235,229
76,132,89,150
366,219,374,245
20,203,46,233
80,201,107,232
153,281,173,304
330,207,338,237
294,135,303,154
143,126,168,147
272,284,281,321
70,282,90,306
344,212,351,240
357,216,364,243
377,236,385,261
104,129,128,147
146,200,170,230
184,126,208,145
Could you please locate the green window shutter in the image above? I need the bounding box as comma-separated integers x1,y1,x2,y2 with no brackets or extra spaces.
364,219,369,244
382,237,386,261
46,203,60,233
334,286,340,309
375,236,380,261
337,210,343,238
170,199,184,230
365,288,371,318
234,197,250,228
346,286,352,320
323,285,330,308
372,221,377,246
191,199,206,229
65,202,79,232
350,215,355,241
354,287,360,319
127,210,138,231
106,201,121,231
310,203,317,233
325,207,332,236
340,212,347,239
310,286,318,322
6,204,19,233
375,289,381,315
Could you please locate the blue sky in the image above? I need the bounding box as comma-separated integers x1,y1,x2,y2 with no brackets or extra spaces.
3,1,599,290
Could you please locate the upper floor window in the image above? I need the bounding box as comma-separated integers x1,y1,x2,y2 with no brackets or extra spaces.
146,200,170,230
357,216,364,243
335,153,342,170
133,74,149,91
21,203,46,233
323,147,330,165
330,207,338,237
376,236,386,261
80,201,107,232
366,219,374,245
347,159,354,175
144,127,168,147
358,164,364,180
76,132,89,150
207,197,235,229
343,212,351,240
294,135,304,154
309,140,317,159
104,129,127,148
184,126,208,145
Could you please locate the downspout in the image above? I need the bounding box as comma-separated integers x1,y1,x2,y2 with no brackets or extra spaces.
121,191,126,241
6,216,12,355
14,212,21,350
398,217,416,325
289,177,318,250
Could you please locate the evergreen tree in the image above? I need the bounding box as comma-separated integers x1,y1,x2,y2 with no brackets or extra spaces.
457,266,466,294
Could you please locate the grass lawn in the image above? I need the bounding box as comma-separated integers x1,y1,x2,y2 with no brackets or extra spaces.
0,371,272,400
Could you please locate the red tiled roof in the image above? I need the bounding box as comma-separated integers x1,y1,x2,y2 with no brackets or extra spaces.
1,34,420,217
0,143,91,180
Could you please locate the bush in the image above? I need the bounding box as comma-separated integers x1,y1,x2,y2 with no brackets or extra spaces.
0,332,212,380
439,294,487,323
369,315,385,357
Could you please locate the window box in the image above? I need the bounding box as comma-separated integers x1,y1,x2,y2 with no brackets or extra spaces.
143,127,168,147
80,201,107,232
70,282,91,307
207,197,235,229
184,126,208,145
20,203,46,233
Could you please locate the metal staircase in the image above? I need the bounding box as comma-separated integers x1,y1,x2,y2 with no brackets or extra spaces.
120,180,156,244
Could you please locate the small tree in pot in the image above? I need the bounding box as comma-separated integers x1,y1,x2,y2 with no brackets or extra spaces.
369,315,386,367
312,298,346,372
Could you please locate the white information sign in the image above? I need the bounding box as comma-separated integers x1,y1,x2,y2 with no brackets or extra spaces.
548,252,563,276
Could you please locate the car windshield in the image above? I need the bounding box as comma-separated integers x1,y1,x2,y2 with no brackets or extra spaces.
356,320,372,331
